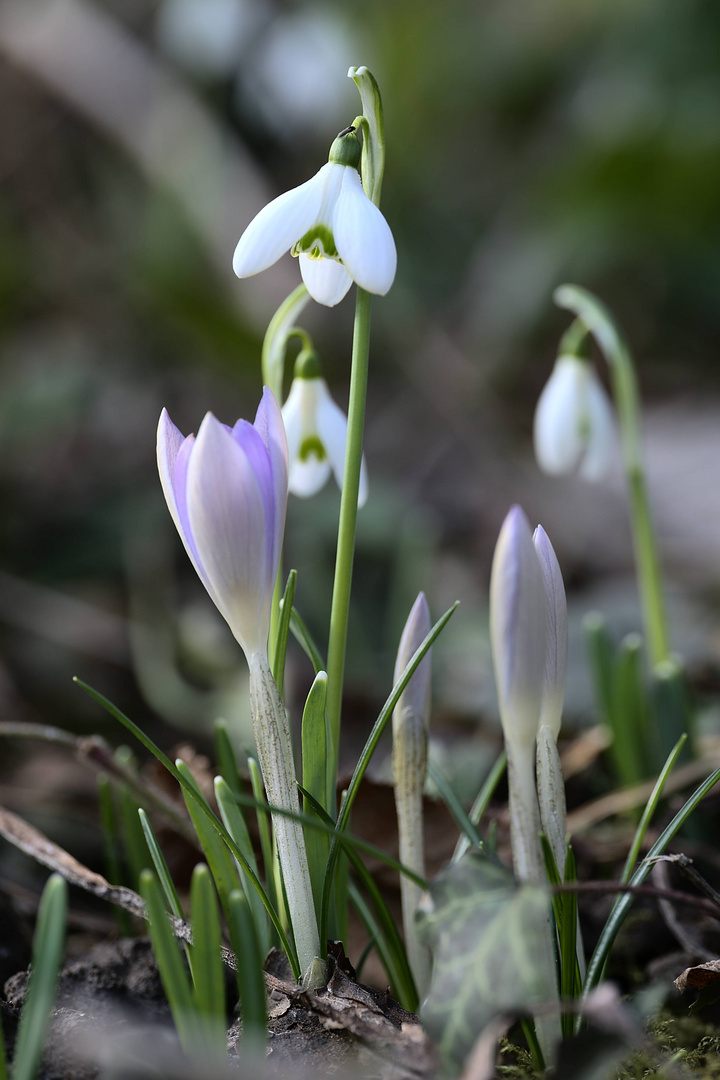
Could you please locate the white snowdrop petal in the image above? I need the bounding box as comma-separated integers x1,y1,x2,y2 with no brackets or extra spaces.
533,356,587,475
288,456,332,497
579,374,615,481
316,383,368,508
232,171,324,278
280,380,304,464
332,169,397,295
299,253,353,307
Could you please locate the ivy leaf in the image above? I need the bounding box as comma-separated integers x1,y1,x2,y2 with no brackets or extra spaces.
417,851,554,1073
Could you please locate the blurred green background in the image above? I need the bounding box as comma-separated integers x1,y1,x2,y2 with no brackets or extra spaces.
0,0,719,789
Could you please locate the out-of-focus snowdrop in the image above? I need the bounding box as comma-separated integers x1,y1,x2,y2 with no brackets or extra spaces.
282,349,368,505
156,0,261,78
534,355,615,481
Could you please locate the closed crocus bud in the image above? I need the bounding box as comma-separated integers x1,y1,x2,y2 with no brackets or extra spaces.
392,592,432,997
533,355,615,481
157,389,287,661
490,507,546,755
532,525,567,738
282,348,368,506
233,127,396,306
490,507,546,885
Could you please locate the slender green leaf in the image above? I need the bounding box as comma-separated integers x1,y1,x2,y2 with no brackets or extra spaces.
581,761,720,1015
176,760,241,923
140,870,197,1055
213,719,242,802
301,787,417,1011
98,776,131,935
12,875,67,1080
289,606,325,674
247,756,279,934
189,864,226,1059
115,751,151,888
611,633,647,787
271,570,296,700
214,776,268,955
138,809,184,920
453,750,507,862
227,890,267,1056
320,603,458,943
73,678,297,978
427,760,483,849
620,734,687,885
301,672,330,918
652,659,692,772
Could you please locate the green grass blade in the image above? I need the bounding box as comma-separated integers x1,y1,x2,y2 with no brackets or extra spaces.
560,847,580,1037
320,603,458,943
652,658,692,772
271,569,296,700
214,776,269,955
611,633,648,787
213,719,242,801
139,869,197,1055
453,750,507,862
620,734,687,885
581,761,720,1017
349,882,417,1012
301,672,330,917
189,864,226,1060
175,760,242,922
427,760,483,849
74,678,296,978
247,756,279,937
227,889,267,1057
138,809,184,920
289,606,325,674
98,776,132,935
12,874,67,1080
299,787,417,1010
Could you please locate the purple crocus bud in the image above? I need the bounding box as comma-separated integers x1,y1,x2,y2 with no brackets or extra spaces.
532,525,568,739
157,387,288,661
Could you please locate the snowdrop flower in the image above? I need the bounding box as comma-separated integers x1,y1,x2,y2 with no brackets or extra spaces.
232,127,396,306
157,388,287,661
281,349,368,505
533,355,615,481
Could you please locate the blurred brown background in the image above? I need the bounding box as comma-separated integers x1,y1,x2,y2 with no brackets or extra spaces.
0,0,719,817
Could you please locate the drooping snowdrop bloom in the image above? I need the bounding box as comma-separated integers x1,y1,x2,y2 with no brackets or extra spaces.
281,349,368,505
533,355,615,481
157,387,287,661
232,128,396,306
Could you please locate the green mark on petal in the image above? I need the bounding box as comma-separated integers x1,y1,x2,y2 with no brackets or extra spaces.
292,225,338,260
299,436,326,462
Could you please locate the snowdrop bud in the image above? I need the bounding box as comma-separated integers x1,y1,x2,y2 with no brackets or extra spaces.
392,592,432,997
282,349,368,506
490,506,547,753
533,356,615,481
532,525,567,739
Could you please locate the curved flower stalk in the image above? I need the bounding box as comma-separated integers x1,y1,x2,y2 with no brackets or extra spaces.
233,127,396,306
392,593,432,999
282,349,368,505
157,389,322,983
533,354,615,481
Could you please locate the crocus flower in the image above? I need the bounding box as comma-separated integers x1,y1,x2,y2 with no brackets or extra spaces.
533,355,615,481
232,127,396,306
281,349,368,505
157,387,287,660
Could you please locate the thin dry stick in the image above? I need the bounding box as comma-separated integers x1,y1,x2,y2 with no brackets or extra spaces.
0,804,237,970
552,879,720,921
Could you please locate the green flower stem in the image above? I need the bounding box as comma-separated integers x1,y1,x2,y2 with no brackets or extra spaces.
326,286,373,796
248,650,323,984
554,285,670,667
